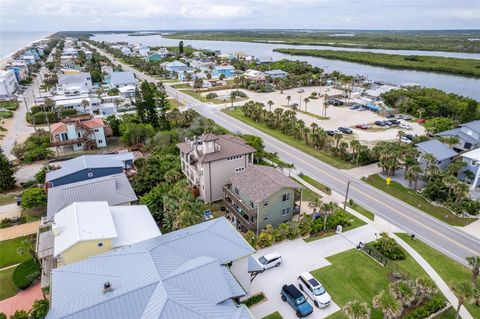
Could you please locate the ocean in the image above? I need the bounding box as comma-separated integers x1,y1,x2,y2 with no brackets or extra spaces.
0,31,53,60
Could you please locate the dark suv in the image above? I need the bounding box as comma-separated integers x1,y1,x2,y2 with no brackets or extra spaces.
281,284,313,317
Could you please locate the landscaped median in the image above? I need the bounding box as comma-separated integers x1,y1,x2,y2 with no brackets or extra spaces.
222,107,355,169
362,174,477,227
396,233,480,318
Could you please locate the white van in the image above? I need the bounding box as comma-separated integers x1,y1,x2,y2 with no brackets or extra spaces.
297,272,331,308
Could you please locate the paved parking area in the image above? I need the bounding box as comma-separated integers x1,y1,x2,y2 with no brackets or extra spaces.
231,224,377,319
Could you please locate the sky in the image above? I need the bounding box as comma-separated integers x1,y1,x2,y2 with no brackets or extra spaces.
1,0,480,31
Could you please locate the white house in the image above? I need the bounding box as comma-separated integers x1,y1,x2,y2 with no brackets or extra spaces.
53,96,101,114
57,72,93,93
107,71,137,88
118,85,136,98
0,69,18,98
265,69,289,79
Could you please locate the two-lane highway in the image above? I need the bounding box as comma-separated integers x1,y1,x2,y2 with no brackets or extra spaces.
92,43,480,265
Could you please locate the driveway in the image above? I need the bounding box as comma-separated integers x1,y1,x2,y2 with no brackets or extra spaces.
231,224,377,319
0,203,21,220
14,162,44,185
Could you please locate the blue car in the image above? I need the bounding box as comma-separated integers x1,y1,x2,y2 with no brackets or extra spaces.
281,284,314,317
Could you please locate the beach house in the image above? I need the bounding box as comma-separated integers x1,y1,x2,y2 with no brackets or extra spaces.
57,72,93,94
0,69,18,98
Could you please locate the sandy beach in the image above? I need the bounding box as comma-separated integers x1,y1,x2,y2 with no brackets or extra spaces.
0,33,53,70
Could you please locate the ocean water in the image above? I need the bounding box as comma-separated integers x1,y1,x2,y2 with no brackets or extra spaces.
0,31,53,60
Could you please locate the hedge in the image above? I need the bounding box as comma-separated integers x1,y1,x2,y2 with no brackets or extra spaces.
242,292,266,307
403,294,446,319
0,111,13,118
13,259,41,289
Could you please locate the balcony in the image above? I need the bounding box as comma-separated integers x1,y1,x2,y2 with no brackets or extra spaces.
224,200,256,232
223,186,257,217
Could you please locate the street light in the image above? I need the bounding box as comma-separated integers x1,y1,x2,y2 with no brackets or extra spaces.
343,180,351,210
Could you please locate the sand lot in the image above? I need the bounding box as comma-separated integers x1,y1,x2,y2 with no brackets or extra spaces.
207,86,425,146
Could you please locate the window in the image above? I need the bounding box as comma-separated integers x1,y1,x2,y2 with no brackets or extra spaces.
282,193,291,201
97,242,103,247
77,143,82,147
234,187,240,195
98,140,103,144
281,207,290,216
263,200,268,206
250,201,255,209
235,167,244,172
226,155,243,162
465,142,473,149
87,172,94,178
94,129,99,132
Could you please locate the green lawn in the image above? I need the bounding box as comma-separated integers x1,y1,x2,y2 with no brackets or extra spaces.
396,233,480,318
292,178,322,202
262,312,283,319
304,211,366,242
167,98,185,109
348,202,375,220
223,108,354,169
0,267,18,300
0,236,33,269
299,175,332,195
312,248,428,319
363,174,476,227
0,101,19,111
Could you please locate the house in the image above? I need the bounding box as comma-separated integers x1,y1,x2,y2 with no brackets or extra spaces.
83,50,93,59
101,65,113,75
52,201,160,266
177,134,256,203
148,48,169,61
46,172,137,219
212,65,236,78
50,115,111,152
224,165,302,235
45,217,254,319
459,149,480,190
265,69,289,79
256,56,273,64
7,60,29,82
99,103,117,116
20,54,36,64
415,139,457,172
0,70,18,98
106,71,137,88
118,85,136,98
364,85,397,101
135,44,150,57
45,153,134,187
162,60,191,73
120,47,132,56
53,96,101,114
436,120,480,152
243,69,265,81
57,72,93,93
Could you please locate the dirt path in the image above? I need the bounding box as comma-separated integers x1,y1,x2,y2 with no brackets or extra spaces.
0,221,40,241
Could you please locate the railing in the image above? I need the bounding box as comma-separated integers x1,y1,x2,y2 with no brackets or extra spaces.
224,200,256,231
223,186,257,216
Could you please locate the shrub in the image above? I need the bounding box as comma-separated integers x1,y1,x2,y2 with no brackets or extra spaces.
371,232,406,260
0,111,13,118
21,187,47,209
403,294,446,319
30,299,50,319
13,259,41,289
242,292,266,307
60,109,77,117
0,312,6,319
206,92,218,100
0,216,26,228
0,101,19,111
244,230,256,248
10,311,28,319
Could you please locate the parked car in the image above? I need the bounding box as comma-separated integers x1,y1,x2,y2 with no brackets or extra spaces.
401,136,412,144
326,130,339,136
384,120,393,126
375,120,385,127
403,115,413,121
395,114,404,119
386,114,395,118
258,252,282,271
297,272,332,308
350,105,359,110
281,284,314,317
297,89,305,93
357,107,366,111
405,134,414,141
390,119,400,125
399,123,412,130
355,124,370,130
290,103,299,108
338,127,353,134
416,119,426,123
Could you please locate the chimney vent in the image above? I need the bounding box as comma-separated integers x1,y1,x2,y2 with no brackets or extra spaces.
103,281,113,293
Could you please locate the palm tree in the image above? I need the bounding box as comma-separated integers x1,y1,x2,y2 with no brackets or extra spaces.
415,277,438,306
466,256,480,287
286,95,291,107
267,100,274,112
321,201,337,231
335,133,343,148
417,107,426,120
304,97,310,112
452,181,469,204
350,140,361,164
373,290,402,319
323,94,329,117
405,165,422,190
343,300,370,319
81,99,89,114
397,130,405,142
310,122,318,134
389,280,415,308
308,197,323,214
451,281,476,319
443,175,459,199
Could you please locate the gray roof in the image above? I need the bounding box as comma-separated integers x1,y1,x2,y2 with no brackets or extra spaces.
416,139,457,161
177,134,256,163
47,173,137,219
58,72,91,84
463,120,480,134
46,217,254,319
46,155,126,182
110,71,137,86
227,165,301,203
265,69,288,75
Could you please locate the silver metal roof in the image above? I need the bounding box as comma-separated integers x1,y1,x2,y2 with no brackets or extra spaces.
46,217,255,319
46,173,137,219
416,139,458,161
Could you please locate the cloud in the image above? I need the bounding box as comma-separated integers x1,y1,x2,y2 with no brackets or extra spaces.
0,0,479,31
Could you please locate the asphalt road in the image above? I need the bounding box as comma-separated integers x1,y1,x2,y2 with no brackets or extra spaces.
93,44,480,265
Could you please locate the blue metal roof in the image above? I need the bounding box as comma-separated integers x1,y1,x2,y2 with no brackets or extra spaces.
47,217,255,319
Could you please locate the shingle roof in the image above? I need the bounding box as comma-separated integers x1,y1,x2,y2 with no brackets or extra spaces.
227,165,301,203
47,173,137,219
416,139,457,161
46,155,126,182
46,217,254,319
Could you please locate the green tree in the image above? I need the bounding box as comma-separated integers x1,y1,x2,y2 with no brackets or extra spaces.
244,231,256,248
466,256,480,287
267,100,274,112
0,312,6,319
193,78,203,89
303,97,310,112
21,187,47,209
451,281,476,319
9,310,28,319
120,123,155,146
155,82,171,131
0,147,16,191
286,95,291,107
30,299,49,319
342,300,370,319
105,115,121,137
178,41,184,54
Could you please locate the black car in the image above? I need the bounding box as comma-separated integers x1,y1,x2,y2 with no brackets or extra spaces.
384,120,393,126
405,134,414,141
386,114,395,118
326,130,337,136
390,119,400,125
338,127,353,134
375,120,385,126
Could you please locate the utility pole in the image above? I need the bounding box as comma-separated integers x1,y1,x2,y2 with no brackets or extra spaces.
343,180,351,210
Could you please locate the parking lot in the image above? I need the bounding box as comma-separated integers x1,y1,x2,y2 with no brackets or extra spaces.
209,86,426,146
231,224,377,319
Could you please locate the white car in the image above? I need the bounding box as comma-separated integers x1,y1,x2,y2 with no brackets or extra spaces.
400,123,412,130
400,136,412,144
258,252,282,271
297,272,332,308
297,89,305,93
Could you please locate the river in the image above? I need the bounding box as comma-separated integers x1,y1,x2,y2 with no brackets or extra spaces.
91,33,480,101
